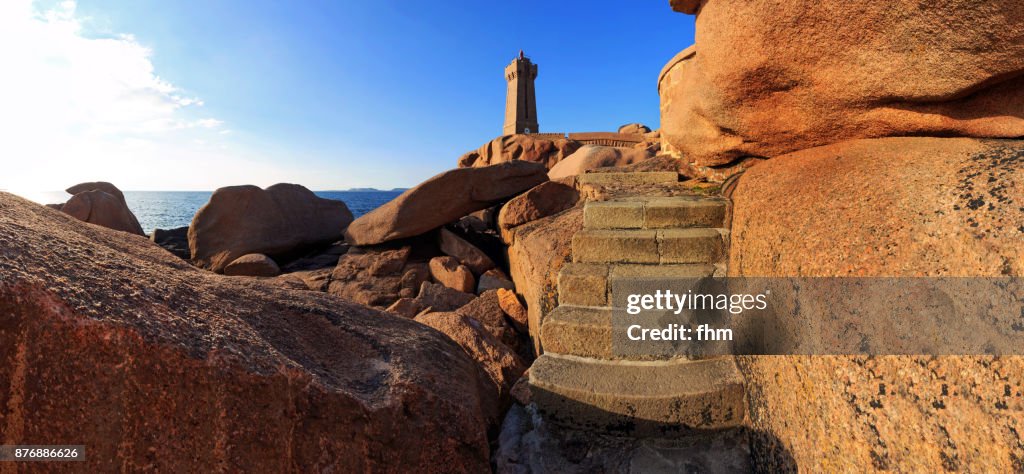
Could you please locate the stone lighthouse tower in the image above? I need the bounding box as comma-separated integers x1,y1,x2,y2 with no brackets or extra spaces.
504,50,539,135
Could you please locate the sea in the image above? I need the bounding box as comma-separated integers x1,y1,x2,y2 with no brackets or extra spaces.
21,190,403,235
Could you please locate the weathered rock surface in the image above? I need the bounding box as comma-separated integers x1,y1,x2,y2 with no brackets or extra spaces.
60,182,145,235
189,183,353,273
454,215,490,234
346,161,548,246
617,123,651,135
729,137,1024,471
0,192,498,472
660,1,1024,177
507,205,584,350
385,297,423,319
469,205,501,230
439,228,497,275
738,355,1024,472
399,262,431,299
547,145,655,181
415,312,526,410
496,289,529,334
328,246,415,307
428,256,475,293
151,226,190,260
66,181,128,203
477,268,515,294
498,182,579,243
415,281,476,313
458,134,581,169
278,267,333,292
223,253,281,277
455,290,523,355
730,137,1024,277
281,241,348,273
497,405,751,474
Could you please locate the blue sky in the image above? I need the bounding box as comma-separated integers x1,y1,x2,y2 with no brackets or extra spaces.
1,0,695,193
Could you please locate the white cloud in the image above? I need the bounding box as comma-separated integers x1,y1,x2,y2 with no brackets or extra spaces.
0,0,300,193
195,118,224,129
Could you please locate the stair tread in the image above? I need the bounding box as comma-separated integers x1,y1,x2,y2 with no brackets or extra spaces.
530,354,744,397
578,171,679,185
576,228,722,237
590,196,727,206
608,263,716,279
528,354,747,435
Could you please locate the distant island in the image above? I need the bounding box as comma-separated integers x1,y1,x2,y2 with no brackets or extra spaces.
337,187,408,193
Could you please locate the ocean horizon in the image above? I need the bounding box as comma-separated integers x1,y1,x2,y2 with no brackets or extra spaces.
18,190,403,235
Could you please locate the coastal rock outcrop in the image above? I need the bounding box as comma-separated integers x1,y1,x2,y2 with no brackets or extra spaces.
496,288,529,334
428,256,475,293
729,137,1024,470
729,137,1024,277
547,145,655,180
385,297,423,318
66,181,129,203
617,123,651,135
507,204,584,350
151,226,190,260
328,246,418,307
414,311,526,410
0,192,498,472
458,134,581,169
345,161,548,246
59,182,145,235
438,228,496,275
455,290,524,356
189,183,353,273
415,281,475,313
280,241,349,273
223,253,281,277
498,182,579,243
659,0,1024,178
477,269,515,294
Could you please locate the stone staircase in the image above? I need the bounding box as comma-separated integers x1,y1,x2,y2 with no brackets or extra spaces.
528,171,747,440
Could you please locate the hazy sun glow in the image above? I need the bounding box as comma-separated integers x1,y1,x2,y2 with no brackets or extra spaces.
0,0,296,196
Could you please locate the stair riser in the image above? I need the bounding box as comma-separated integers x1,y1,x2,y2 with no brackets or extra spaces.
542,309,734,360
541,319,614,359
585,201,726,230
531,384,747,437
572,230,725,264
558,263,717,308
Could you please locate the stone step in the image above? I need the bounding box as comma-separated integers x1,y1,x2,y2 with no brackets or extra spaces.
571,228,725,265
584,197,727,230
529,354,746,437
541,304,733,360
541,305,614,359
557,262,716,307
578,171,679,186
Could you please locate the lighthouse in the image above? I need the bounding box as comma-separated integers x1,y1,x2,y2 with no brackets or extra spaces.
503,50,539,135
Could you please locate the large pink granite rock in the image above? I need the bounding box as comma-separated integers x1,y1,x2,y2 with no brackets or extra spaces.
458,134,581,169
189,183,352,273
547,145,655,180
60,182,145,235
659,0,1024,179
345,161,548,246
0,192,497,472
